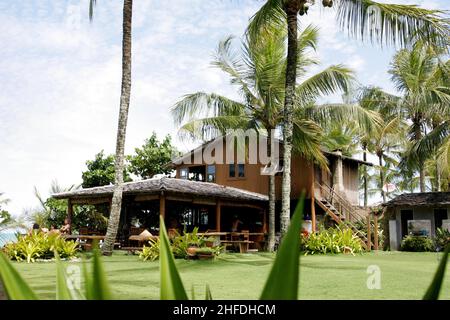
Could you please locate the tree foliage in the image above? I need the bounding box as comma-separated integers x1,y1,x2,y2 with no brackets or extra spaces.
128,133,179,180
81,151,131,188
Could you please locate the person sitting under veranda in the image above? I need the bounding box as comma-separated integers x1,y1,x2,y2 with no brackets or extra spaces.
231,215,243,232
60,218,71,235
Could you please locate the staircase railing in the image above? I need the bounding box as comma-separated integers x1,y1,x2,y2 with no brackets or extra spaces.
314,181,370,249
314,181,366,222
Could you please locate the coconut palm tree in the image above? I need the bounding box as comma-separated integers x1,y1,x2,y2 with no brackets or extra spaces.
248,0,449,236
172,24,379,249
414,119,450,190
389,41,449,192
89,0,134,255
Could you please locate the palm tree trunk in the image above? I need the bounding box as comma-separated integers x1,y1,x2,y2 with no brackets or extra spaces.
363,145,368,207
435,160,441,192
267,133,276,252
280,2,299,237
102,0,133,256
418,165,426,192
414,115,426,192
378,154,386,203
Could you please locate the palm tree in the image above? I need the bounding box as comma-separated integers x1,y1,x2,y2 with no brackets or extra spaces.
173,24,378,249
248,0,449,236
89,0,134,255
414,119,450,190
390,41,449,192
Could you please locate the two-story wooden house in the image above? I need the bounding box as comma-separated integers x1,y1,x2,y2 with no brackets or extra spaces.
53,134,371,248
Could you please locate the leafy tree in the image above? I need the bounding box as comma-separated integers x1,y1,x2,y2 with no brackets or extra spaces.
82,151,131,188
128,133,179,180
0,193,10,224
248,0,449,236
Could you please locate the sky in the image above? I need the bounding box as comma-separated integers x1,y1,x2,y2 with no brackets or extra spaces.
0,0,447,216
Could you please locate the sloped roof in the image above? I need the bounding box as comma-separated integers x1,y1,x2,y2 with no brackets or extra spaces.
171,134,372,167
52,177,268,202
384,192,450,207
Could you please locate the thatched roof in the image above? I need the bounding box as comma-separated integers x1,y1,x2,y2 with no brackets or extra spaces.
384,192,450,207
52,177,268,203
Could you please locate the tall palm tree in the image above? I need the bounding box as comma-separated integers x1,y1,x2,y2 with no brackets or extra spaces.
89,0,134,255
172,25,378,249
356,86,401,205
390,41,449,192
414,119,450,190
248,0,449,236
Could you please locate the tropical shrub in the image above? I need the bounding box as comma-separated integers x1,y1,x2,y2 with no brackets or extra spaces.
401,235,434,252
434,228,450,252
139,228,222,261
2,232,79,263
139,237,160,261
300,226,363,255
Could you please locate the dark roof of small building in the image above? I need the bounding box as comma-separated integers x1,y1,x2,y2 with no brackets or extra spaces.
52,177,268,202
384,192,450,207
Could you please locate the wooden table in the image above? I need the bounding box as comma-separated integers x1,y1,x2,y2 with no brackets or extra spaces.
220,240,254,253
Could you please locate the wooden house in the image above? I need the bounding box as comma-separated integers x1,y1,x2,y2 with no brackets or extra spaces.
53,134,372,249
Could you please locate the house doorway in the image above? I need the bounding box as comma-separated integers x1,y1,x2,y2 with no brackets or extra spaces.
400,210,413,238
434,209,448,230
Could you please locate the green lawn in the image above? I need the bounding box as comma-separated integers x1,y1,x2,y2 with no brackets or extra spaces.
12,251,450,300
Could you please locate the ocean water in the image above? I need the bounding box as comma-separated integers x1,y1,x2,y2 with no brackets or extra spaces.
0,231,18,247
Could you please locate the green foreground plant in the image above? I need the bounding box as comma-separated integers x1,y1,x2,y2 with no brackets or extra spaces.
0,198,448,300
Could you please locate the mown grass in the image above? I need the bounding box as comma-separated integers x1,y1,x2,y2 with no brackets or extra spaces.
12,251,450,300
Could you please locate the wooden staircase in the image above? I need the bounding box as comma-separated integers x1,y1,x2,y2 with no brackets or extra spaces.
314,182,371,250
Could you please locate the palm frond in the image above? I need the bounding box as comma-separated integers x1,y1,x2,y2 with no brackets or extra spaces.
305,102,382,136
246,0,285,41
171,92,246,126
292,119,328,169
177,116,254,142
295,65,355,105
336,0,449,48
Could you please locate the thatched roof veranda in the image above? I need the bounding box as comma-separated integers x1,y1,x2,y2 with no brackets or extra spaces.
52,177,268,204
384,192,450,208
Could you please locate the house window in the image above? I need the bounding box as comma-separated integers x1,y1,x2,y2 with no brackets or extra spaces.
238,164,245,177
229,163,245,178
229,164,236,178
207,165,216,182
180,168,188,180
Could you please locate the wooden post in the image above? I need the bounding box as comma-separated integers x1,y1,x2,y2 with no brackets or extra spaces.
263,209,267,233
366,214,372,252
311,170,316,233
373,213,379,251
159,193,166,219
67,199,73,235
215,200,221,232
